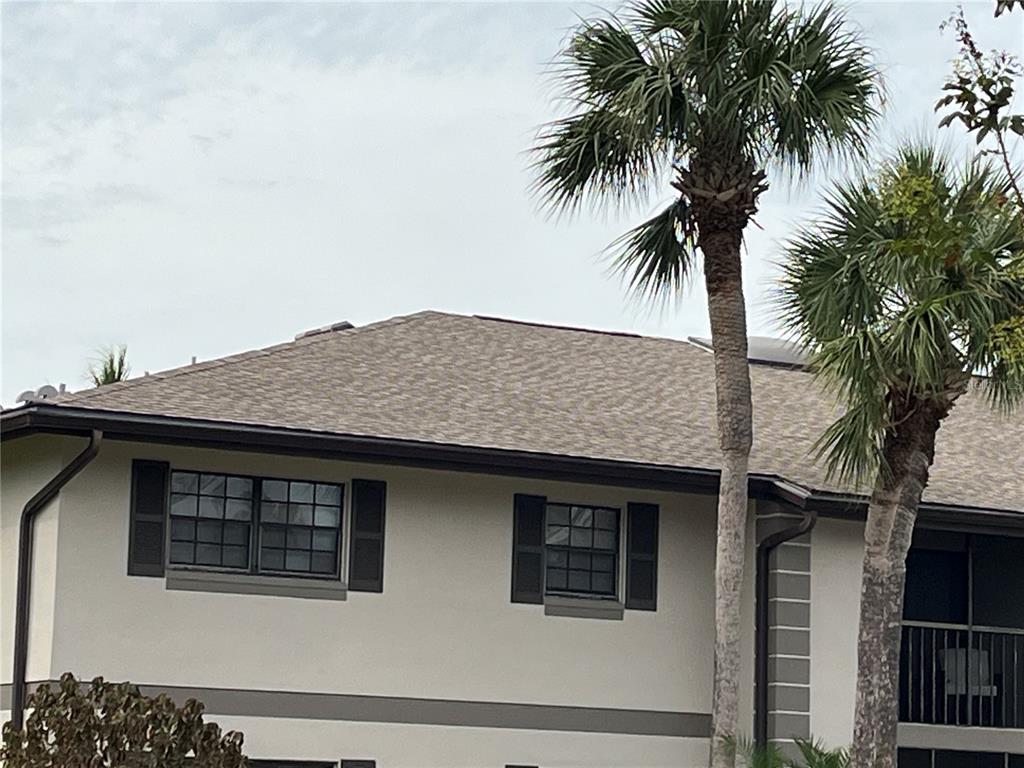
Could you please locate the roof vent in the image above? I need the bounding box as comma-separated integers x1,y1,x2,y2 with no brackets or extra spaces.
17,384,61,404
295,321,354,340
687,335,808,368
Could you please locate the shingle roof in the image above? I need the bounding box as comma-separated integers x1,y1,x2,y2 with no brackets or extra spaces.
38,311,1024,511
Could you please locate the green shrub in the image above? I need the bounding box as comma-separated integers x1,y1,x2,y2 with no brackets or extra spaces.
733,736,850,768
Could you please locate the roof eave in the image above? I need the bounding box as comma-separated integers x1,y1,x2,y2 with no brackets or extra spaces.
3,404,1021,528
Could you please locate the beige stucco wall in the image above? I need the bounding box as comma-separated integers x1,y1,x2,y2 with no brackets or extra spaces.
213,714,709,767
50,439,718,709
808,517,863,747
4,435,762,766
0,434,72,684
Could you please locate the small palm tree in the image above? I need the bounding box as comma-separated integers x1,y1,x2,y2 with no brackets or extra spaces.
734,737,850,768
88,345,130,387
777,143,1024,768
532,2,880,763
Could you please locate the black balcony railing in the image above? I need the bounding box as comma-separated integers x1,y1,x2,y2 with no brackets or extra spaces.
899,621,1024,728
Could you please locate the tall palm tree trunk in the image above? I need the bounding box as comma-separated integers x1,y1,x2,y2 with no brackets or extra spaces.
702,229,753,768
850,402,947,768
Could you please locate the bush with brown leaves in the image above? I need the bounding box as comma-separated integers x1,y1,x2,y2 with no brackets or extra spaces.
1,673,248,768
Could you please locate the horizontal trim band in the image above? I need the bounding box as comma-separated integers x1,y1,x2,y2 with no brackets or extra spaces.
1,682,710,738
897,723,1024,754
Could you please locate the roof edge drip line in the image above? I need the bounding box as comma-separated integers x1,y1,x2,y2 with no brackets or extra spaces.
3,405,1021,526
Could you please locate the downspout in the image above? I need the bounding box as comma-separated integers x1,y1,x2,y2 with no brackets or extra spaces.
10,429,102,731
754,502,817,748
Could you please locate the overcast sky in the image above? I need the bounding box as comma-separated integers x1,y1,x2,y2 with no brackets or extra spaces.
2,1,1022,404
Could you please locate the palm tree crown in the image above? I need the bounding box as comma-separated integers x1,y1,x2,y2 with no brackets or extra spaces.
533,0,880,292
88,345,131,387
778,143,1024,482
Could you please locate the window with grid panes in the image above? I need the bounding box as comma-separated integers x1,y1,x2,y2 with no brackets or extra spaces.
169,472,253,568
259,479,342,575
168,471,342,577
544,503,619,596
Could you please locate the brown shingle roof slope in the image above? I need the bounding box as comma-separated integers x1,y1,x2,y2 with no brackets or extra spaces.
48,311,1023,511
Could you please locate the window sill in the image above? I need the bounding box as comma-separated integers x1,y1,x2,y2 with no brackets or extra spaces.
543,595,624,620
165,568,347,601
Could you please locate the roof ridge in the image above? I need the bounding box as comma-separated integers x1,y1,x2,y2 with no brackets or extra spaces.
62,311,446,403
472,314,643,339
61,310,811,406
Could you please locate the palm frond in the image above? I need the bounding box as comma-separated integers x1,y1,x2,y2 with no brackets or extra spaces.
791,738,850,768
558,17,652,102
88,345,130,387
763,2,881,175
732,734,851,768
531,108,663,214
776,139,1024,487
531,0,882,218
609,198,698,301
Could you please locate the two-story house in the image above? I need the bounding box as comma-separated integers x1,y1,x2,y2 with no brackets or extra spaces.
2,311,1022,768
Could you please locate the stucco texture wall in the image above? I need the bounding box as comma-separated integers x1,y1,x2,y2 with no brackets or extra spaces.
46,440,720,708
809,517,863,747
1,434,74,684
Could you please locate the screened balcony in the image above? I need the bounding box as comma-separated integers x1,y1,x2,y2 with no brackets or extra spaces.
899,531,1024,729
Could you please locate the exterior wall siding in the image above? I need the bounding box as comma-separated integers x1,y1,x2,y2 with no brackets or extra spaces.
3,437,738,766
757,503,813,757
196,715,711,767
809,517,863,747
0,434,69,685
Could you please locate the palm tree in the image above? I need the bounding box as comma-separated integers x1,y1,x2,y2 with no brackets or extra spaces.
735,737,850,768
532,2,880,763
88,345,131,387
777,144,1024,768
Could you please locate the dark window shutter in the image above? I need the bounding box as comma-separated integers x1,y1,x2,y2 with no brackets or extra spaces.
349,479,386,592
625,502,659,610
341,762,376,768
129,460,169,577
511,494,546,604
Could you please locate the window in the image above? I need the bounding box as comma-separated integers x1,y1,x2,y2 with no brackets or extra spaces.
544,503,618,597
169,473,253,569
168,470,342,578
259,479,343,575
904,530,1024,630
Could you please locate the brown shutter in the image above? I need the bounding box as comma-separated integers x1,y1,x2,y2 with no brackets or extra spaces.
625,502,659,610
128,460,169,577
349,479,386,592
511,494,546,604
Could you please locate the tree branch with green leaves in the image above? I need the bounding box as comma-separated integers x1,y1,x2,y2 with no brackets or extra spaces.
936,6,1024,211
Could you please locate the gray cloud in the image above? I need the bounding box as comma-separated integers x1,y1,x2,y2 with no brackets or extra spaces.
2,1,1021,403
